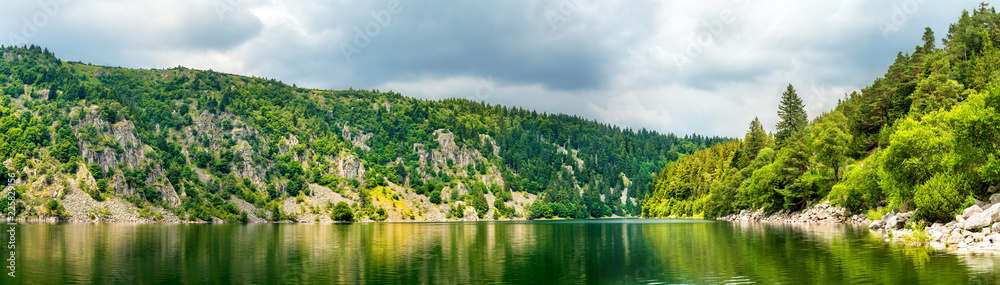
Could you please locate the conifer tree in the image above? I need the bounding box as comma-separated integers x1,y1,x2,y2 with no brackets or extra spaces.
775,84,807,145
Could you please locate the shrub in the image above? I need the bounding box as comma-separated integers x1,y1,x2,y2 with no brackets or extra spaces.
330,201,354,222
429,190,442,204
914,173,966,221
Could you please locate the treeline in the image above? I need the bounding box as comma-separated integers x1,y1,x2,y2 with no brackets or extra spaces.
0,44,723,221
644,3,1000,222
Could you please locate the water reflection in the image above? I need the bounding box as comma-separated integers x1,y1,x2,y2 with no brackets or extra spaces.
9,220,1000,284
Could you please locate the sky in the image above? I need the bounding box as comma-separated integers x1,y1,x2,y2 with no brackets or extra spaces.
0,0,987,138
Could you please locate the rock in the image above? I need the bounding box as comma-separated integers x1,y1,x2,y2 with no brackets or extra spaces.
976,200,989,209
930,231,945,242
990,185,997,193
869,220,885,230
992,222,1000,234
988,234,1000,243
957,215,966,224
973,233,986,242
962,212,993,230
964,205,984,219
947,233,964,244
959,241,969,248
991,193,1000,205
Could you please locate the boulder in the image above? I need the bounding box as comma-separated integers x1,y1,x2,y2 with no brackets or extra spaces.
976,200,989,209
987,234,1000,243
973,233,987,242
868,220,885,230
964,211,993,230
886,216,900,229
947,233,964,244
964,205,984,219
991,193,1000,205
930,231,945,242
990,185,997,193
992,222,1000,234
957,215,966,224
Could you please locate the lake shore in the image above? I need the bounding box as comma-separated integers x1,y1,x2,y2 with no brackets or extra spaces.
718,200,1000,253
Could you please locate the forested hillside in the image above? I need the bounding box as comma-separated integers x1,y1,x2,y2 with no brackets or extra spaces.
643,4,1000,222
0,45,723,222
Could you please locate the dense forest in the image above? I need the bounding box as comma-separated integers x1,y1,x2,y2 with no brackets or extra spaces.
643,4,1000,222
0,44,724,222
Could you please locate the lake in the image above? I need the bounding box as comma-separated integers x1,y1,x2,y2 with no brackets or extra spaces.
7,219,1000,284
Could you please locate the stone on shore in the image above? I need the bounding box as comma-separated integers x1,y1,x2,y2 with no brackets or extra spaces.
963,205,983,219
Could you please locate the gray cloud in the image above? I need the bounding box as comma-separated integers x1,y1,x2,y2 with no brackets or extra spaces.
0,0,986,137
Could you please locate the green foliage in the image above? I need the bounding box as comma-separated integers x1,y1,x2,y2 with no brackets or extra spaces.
829,154,885,212
46,199,69,220
913,172,966,221
909,51,965,117
330,201,354,222
809,111,851,180
776,84,807,144
429,190,442,204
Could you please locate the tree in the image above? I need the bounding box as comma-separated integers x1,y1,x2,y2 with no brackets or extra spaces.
776,84,807,144
910,51,965,117
810,111,851,180
922,27,936,51
330,201,354,221
744,117,769,160
429,190,442,204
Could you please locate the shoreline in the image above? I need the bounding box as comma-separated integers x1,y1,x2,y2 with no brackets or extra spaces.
717,201,1000,254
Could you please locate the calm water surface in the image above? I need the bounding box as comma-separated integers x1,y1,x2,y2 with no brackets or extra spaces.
9,219,1000,284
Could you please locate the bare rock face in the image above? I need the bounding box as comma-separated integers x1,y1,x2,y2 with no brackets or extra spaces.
342,125,372,151
327,152,366,180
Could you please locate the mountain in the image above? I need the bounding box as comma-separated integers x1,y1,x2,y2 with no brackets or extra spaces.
643,3,1000,222
0,45,724,222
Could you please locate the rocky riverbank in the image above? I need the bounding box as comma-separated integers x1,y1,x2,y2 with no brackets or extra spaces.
719,195,1000,252
873,195,1000,251
718,201,871,225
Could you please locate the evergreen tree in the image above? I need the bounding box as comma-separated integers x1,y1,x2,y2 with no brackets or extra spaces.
775,84,807,145
910,51,965,117
922,27,936,51
743,117,768,160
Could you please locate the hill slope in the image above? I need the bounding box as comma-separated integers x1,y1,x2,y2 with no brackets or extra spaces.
643,4,1000,222
0,46,724,222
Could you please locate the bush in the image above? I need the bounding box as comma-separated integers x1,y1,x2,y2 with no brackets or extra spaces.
829,155,884,213
429,190,442,204
549,202,570,218
914,173,966,221
330,201,353,222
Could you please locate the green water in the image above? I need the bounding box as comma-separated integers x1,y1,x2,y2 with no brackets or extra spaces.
5,219,999,284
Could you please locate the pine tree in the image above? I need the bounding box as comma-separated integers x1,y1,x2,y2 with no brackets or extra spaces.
743,117,768,160
775,84,807,144
922,27,936,51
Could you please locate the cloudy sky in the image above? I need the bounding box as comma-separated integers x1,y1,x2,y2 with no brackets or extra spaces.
0,0,985,137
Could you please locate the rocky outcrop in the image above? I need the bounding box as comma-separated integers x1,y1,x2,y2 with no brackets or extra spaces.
341,125,372,151
326,151,366,180
719,201,857,224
